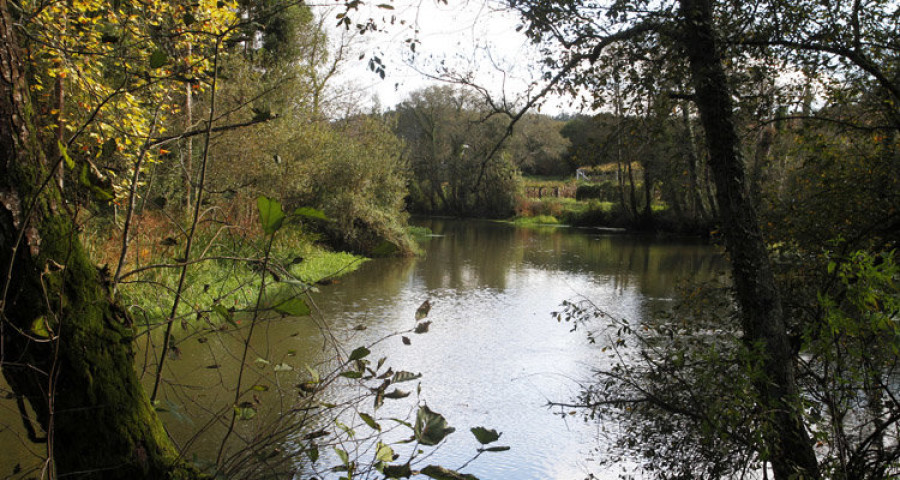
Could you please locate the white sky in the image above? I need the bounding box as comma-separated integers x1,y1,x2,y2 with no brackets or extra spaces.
316,0,576,115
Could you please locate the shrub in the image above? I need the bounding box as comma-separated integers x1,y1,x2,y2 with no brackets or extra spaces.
575,181,619,201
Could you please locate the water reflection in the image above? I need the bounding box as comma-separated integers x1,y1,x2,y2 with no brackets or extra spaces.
296,219,726,479
0,219,726,479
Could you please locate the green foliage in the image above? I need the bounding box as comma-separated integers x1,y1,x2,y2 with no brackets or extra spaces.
348,346,371,361
470,427,501,445
271,297,310,317
420,465,479,480
393,85,523,218
506,113,572,176
107,215,365,328
511,215,560,226
257,196,286,235
575,182,618,201
414,405,456,446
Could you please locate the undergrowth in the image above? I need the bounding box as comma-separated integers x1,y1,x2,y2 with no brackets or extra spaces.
82,205,366,328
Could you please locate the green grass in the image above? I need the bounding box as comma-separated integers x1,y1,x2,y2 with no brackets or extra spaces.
113,224,366,327
511,215,561,226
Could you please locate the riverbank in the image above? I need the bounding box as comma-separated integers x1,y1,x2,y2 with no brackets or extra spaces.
513,195,714,236
83,210,369,327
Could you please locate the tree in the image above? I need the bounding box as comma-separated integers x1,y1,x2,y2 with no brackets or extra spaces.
0,0,246,476
393,85,521,218
508,0,822,476
0,0,239,476
677,2,819,476
506,113,571,176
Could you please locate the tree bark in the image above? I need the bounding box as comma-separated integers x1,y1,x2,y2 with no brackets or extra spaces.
0,2,200,478
680,101,710,221
677,0,820,478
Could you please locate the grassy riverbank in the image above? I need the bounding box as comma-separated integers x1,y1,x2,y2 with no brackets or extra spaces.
516,176,713,235
83,210,367,327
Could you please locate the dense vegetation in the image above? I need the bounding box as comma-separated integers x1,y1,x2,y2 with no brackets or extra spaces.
0,0,897,478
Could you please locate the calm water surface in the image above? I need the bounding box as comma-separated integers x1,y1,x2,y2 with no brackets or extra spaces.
0,218,725,479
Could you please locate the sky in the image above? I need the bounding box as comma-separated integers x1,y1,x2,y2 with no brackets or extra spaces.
316,0,576,116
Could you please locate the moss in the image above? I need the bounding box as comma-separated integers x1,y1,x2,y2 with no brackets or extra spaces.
3,144,202,480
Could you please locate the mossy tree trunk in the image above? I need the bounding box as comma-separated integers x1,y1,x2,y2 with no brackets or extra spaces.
0,1,200,478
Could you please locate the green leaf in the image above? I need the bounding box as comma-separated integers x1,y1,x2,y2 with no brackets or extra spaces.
382,463,412,478
376,3,395,9
149,49,168,69
274,297,310,317
420,465,479,480
481,446,511,452
257,196,286,235
213,304,237,326
334,447,349,466
306,445,319,463
79,163,90,187
349,346,371,361
234,402,257,420
339,370,362,379
414,405,455,446
30,316,51,338
305,365,320,383
393,371,422,383
359,412,381,431
294,206,328,221
58,141,74,169
251,384,269,392
335,419,355,438
90,185,115,202
470,427,501,445
375,441,394,463
384,389,410,399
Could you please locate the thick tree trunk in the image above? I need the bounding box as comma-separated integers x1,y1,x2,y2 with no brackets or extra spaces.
677,0,820,479
0,2,200,478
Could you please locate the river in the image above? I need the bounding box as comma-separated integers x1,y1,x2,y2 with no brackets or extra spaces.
0,218,725,479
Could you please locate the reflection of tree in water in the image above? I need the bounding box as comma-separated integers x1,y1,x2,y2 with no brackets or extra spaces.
515,227,726,297
419,219,524,291
417,219,724,297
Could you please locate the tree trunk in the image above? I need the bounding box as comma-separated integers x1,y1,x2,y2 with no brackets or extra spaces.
641,157,653,222
0,2,200,478
680,102,710,221
625,160,639,218
677,0,820,479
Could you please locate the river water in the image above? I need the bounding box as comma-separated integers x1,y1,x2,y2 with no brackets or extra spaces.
0,218,725,479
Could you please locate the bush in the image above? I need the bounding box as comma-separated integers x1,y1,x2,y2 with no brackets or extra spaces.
516,198,567,218
575,181,618,201
562,200,622,227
